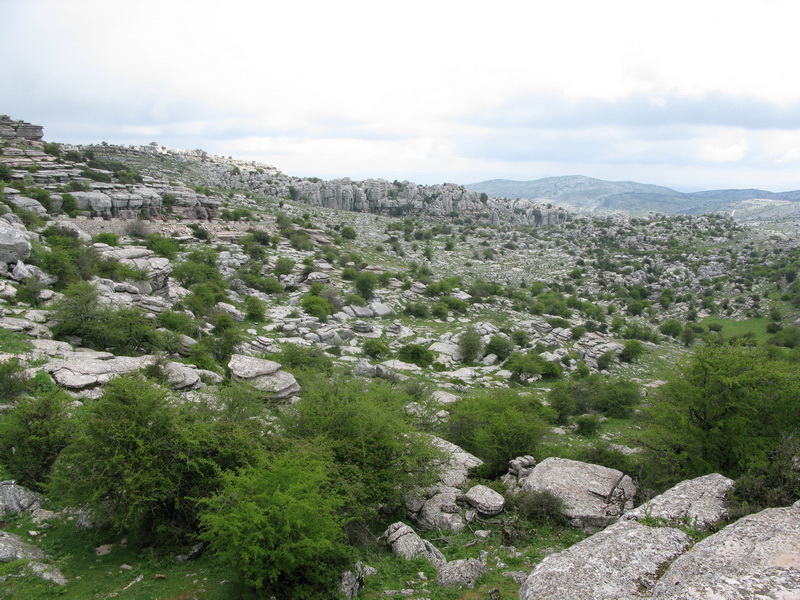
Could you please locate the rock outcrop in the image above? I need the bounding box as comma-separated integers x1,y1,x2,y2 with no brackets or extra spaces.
0,481,42,519
0,116,43,141
0,219,31,264
519,457,637,531
227,354,300,400
519,520,692,600
650,505,800,599
624,473,735,530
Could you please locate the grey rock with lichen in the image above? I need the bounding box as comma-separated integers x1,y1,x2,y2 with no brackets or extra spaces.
384,522,445,568
0,219,31,264
519,457,637,531
519,519,691,600
623,473,734,531
227,354,300,400
650,505,800,599
436,557,488,587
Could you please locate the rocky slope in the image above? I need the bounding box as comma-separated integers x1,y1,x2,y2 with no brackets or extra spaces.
1,118,799,598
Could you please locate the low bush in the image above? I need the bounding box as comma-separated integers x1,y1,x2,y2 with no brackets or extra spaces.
397,343,434,368
517,490,567,525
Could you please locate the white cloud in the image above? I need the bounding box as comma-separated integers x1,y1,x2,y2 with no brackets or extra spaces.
3,0,800,190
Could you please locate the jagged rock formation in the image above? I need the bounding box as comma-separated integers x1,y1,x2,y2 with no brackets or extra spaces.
0,116,43,141
80,143,569,227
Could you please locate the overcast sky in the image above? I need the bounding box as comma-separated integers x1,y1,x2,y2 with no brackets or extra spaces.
4,0,800,191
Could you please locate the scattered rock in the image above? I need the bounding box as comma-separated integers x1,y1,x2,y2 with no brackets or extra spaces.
0,531,47,562
227,354,300,400
0,481,41,519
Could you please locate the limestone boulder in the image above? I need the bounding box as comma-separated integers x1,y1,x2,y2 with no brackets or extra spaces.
0,531,46,563
436,558,488,587
44,355,151,389
227,354,300,400
0,481,41,519
0,219,31,264
650,505,800,599
415,486,466,533
624,473,734,530
428,435,483,489
520,520,691,600
520,457,637,530
501,455,537,495
463,484,505,516
384,522,445,568
429,341,462,362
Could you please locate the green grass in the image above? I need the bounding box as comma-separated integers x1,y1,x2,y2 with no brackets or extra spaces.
358,523,587,600
701,316,772,342
0,329,34,354
0,514,250,600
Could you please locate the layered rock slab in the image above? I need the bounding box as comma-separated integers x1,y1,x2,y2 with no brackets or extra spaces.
519,520,691,600
227,354,300,400
650,505,800,599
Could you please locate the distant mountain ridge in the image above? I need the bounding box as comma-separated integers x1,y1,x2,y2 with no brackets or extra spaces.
465,176,800,218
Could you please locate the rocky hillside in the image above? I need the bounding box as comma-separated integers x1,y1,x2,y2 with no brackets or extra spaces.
1,119,799,599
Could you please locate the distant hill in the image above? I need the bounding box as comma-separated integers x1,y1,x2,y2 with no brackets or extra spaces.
465,176,800,217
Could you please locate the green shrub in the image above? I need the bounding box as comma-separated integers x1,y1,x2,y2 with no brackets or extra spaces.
49,376,220,541
404,301,429,318
431,302,449,319
620,340,645,363
273,344,334,376
458,326,483,363
144,233,180,259
506,351,562,382
274,257,295,276
279,374,441,512
156,309,196,336
341,226,357,239
0,359,32,403
354,271,377,301
199,444,349,598
659,319,683,338
397,343,434,368
0,389,73,491
93,232,119,246
244,296,266,322
301,294,333,321
60,192,79,216
517,490,567,525
575,414,602,437
362,339,390,359
446,389,549,478
641,344,800,491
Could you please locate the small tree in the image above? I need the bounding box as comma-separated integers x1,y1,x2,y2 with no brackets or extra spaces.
199,444,349,598
458,326,483,363
354,271,377,301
